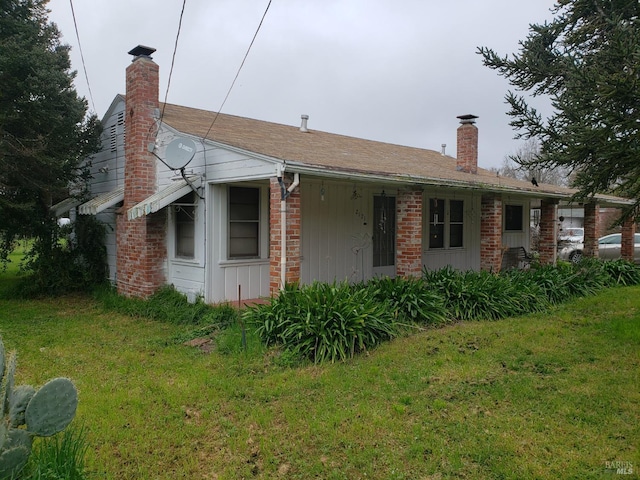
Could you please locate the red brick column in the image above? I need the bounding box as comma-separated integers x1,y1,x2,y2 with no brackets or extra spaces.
538,199,558,264
116,53,165,298
620,216,636,262
269,175,301,295
583,202,600,259
396,188,423,277
480,194,502,271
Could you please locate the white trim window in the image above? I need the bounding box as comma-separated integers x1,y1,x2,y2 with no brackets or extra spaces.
174,192,196,259
228,186,260,259
428,198,464,249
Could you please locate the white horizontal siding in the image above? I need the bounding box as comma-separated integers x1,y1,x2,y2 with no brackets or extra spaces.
169,261,205,301
205,148,276,182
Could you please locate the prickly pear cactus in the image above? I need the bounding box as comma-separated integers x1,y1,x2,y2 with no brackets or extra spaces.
0,336,78,479
25,378,77,437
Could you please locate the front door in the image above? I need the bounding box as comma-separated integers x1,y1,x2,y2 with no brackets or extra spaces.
372,194,396,277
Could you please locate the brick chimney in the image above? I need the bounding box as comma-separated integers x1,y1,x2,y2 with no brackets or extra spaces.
456,114,478,174
116,45,165,298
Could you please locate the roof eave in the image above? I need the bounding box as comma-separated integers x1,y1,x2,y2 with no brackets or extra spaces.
283,162,629,202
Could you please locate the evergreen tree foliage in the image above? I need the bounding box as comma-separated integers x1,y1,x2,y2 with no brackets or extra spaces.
479,0,640,218
0,0,102,269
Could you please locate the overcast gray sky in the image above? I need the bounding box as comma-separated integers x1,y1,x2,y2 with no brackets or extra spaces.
47,0,557,170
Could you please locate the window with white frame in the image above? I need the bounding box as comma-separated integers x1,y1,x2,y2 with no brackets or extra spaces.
229,186,260,259
174,192,196,258
428,198,464,249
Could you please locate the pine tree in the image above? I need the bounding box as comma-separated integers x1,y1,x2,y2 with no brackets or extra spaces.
0,0,101,263
479,0,640,218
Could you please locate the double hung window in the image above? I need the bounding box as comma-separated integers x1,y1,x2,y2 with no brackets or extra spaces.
428,198,464,249
229,186,260,259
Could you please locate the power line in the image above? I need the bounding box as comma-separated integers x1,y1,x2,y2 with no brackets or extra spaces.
203,0,272,140
160,0,188,124
68,0,96,113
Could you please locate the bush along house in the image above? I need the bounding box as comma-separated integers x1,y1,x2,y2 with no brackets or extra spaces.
66,45,636,303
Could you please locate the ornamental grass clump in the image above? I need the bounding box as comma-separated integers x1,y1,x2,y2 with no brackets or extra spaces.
422,266,548,321
25,426,88,480
513,263,577,305
566,258,612,296
358,276,448,326
245,282,398,363
599,258,640,286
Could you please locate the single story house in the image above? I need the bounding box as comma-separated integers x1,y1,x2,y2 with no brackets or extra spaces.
64,46,635,303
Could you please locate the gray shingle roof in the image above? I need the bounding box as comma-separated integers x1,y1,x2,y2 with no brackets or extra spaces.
160,103,629,205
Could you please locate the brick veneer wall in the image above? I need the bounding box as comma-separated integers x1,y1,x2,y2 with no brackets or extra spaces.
583,202,600,258
116,54,165,298
538,199,558,264
269,176,301,294
598,207,622,236
480,194,502,271
396,189,423,277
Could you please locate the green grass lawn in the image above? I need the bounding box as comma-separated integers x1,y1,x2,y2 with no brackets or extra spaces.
0,273,638,478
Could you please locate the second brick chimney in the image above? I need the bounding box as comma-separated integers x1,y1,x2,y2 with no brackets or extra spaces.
116,45,165,298
456,114,478,174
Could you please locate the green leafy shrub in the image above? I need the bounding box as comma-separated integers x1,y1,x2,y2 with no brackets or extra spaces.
17,216,107,297
359,276,448,326
245,282,398,363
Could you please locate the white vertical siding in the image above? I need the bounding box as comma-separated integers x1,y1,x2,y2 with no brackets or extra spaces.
301,180,374,285
222,261,271,302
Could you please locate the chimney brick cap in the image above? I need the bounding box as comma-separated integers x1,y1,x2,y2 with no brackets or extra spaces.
457,114,479,124
128,45,156,59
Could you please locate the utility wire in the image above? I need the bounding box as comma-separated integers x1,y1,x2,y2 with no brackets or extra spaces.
69,0,96,113
160,0,188,123
203,0,272,140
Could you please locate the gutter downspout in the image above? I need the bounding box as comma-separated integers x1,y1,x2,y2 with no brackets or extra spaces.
276,166,300,290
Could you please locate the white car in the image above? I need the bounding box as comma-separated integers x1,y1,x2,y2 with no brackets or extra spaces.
559,227,584,244
558,233,640,263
